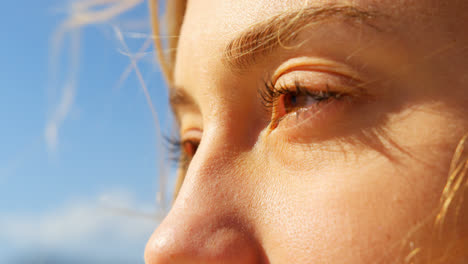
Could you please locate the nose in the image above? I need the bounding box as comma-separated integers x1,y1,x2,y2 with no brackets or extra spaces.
144,209,261,263
144,143,263,263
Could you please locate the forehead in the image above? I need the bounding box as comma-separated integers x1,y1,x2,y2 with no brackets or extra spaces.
173,0,451,102
173,0,413,85
174,0,349,82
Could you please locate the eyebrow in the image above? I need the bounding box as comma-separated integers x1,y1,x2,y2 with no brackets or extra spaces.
223,4,383,72
169,85,195,121
170,4,384,118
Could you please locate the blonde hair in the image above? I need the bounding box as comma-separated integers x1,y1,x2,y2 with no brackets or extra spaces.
149,0,185,84
398,135,468,264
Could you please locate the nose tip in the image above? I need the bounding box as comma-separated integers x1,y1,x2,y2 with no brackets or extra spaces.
144,214,261,264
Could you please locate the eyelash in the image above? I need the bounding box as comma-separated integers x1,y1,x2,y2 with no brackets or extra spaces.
259,80,346,128
164,133,199,170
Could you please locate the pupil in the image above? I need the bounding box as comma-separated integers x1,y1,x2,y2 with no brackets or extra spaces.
290,94,297,105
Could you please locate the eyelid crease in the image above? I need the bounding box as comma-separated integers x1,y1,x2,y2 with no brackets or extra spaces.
271,57,363,84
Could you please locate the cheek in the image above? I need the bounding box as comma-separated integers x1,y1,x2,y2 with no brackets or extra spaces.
255,151,446,263
246,78,465,261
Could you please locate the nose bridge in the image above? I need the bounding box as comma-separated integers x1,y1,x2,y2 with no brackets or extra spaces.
186,124,256,196
145,129,262,263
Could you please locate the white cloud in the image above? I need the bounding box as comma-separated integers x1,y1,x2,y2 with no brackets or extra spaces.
0,190,165,260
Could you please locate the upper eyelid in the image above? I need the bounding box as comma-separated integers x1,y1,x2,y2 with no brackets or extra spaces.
271,58,364,86
266,68,362,97
180,128,203,144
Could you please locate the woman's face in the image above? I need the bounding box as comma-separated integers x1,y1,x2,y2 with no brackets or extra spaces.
145,0,468,263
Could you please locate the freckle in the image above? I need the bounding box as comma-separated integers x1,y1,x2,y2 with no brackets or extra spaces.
386,234,392,241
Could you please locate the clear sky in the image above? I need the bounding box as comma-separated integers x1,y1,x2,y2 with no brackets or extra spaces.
0,0,174,262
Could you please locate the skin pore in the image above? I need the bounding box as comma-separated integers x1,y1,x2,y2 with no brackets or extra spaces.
145,0,468,263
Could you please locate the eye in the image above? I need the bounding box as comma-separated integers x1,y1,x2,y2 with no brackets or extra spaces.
173,138,199,171
164,133,201,170
182,139,199,158
261,80,348,130
277,85,343,118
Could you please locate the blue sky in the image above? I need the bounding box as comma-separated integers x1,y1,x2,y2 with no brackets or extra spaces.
0,0,174,262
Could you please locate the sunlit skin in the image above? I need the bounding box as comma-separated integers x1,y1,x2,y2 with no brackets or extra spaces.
145,0,468,263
